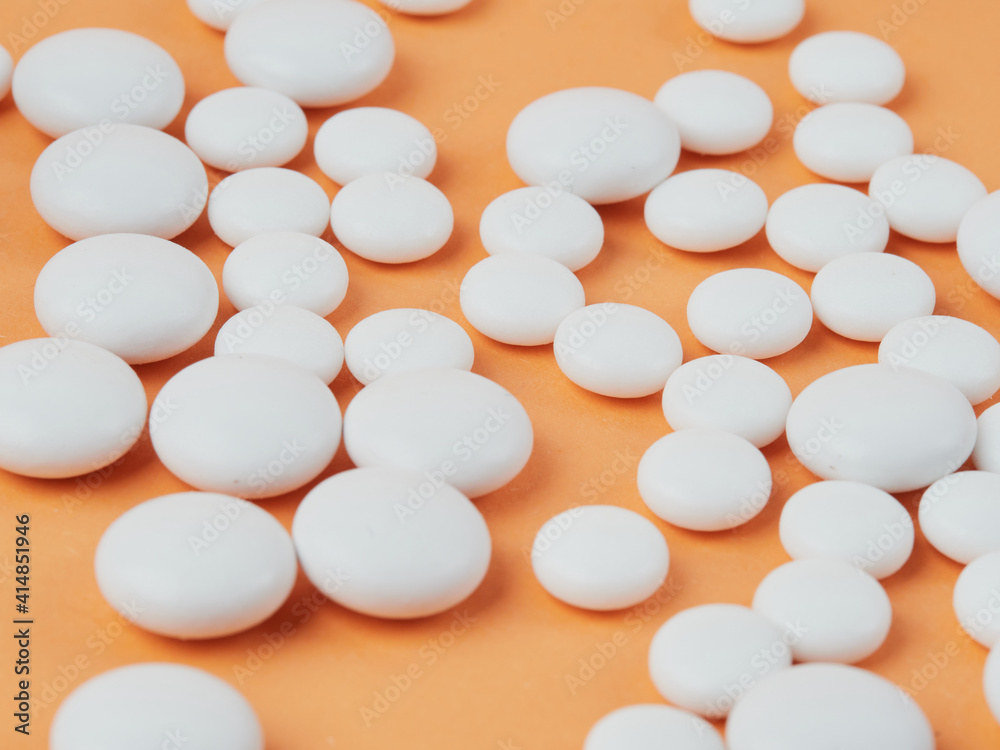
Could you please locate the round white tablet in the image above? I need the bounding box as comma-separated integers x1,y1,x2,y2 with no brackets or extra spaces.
0,338,146,478
688,0,804,43
460,252,586,346
985,645,1000,724
12,28,184,138
0,45,12,100
879,316,1000,404
292,467,491,618
752,558,892,663
765,183,890,272
377,0,473,14
954,550,1000,648
789,31,905,105
30,123,207,241
793,102,913,183
653,71,773,155
208,167,329,247
479,187,604,271
553,304,683,398
920,472,1000,565
810,253,935,342
726,663,935,750
780,480,914,579
975,404,1000,474
150,354,342,499
224,0,394,107
342,367,533,498
644,169,768,252
662,355,792,448
187,0,269,30
958,191,1000,300
344,308,474,385
506,87,680,204
49,663,263,750
531,505,669,610
786,363,977,493
637,428,772,531
184,87,308,171
869,155,987,243
314,107,436,185
648,603,791,719
95,492,297,639
330,174,453,263
215,305,344,384
686,268,813,359
222,232,349,316
34,233,219,364
583,704,725,750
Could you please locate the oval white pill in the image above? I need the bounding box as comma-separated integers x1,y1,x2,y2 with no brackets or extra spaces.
786,363,976,493
377,0,473,14
95,492,297,639
975,404,1000,474
292,467,491,618
958,191,1000,300
150,354,342,498
793,102,913,183
780,480,914,579
187,0,268,30
460,252,585,346
506,87,680,204
343,367,533,498
986,645,1000,725
637,428,772,531
531,505,669,610
688,0,804,43
583,704,725,750
0,45,12,100
31,123,207,241
644,169,768,252
954,550,1000,648
686,268,813,359
330,174,453,263
789,31,905,105
920,472,1000,565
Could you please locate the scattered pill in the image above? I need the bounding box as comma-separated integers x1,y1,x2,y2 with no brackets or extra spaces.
986,645,1000,725
953,550,1000,648
920,472,1000,565
789,31,905,105
688,0,804,43
957,191,1000,300
0,44,11,100
377,0,474,15
583,704,725,750
974,404,1000,474
187,0,268,30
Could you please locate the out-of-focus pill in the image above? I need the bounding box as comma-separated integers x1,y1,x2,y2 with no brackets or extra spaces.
921,472,1000,565
975,404,1000,474
957,191,1000,300
790,31,905,105
187,0,268,30
583,704,725,750
688,0,804,43
376,0,474,15
954,550,1000,648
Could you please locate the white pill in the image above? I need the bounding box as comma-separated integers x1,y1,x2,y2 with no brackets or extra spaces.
185,87,307,171
753,558,892,663
343,367,532,498
789,31,905,105
34,233,219,364
975,404,1000,474
330,174,453,263
637,428,772,531
150,354,342,498
209,167,329,247
644,169,768,252
686,268,813,359
187,0,268,30
810,253,935,342
786,363,976,493
958,191,1000,300
50,663,263,750
506,87,680,205
879,316,1000,404
223,232,349,316
292,467,490,618
793,102,913,183
314,107,436,185
30,123,207,241
224,0,394,107
0,44,11,100
662,355,792,448
479,187,603,271
377,0,473,15
954,550,1000,648
653,71,773,155
460,252,585,346
920,472,1000,565
344,308,474,385
688,0,804,43
12,28,184,138
765,183,890,272
780,480,914,579
583,704,725,750
986,645,1000,725
531,505,669,610
215,305,344,384
0,338,146,478
726,663,935,750
95,492,297,639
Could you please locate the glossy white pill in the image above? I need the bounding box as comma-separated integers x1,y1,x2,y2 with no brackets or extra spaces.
377,0,473,14
790,31,905,105
975,404,1000,474
954,550,1000,648
583,704,725,750
920,472,1000,565
688,0,804,43
985,645,1000,724
0,44,11,100
187,0,268,30
958,191,1000,300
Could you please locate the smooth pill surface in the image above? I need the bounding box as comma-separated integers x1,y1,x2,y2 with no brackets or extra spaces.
34,233,219,364
531,505,669,610
958,190,1000,299
583,704,724,750
378,0,474,14
506,87,680,204
688,0,804,43
953,551,1000,648
975,404,1000,474
292,467,491,618
789,31,905,105
644,169,768,252
187,0,268,29
920,472,1000,565
986,646,1000,724
0,44,11,100
95,492,297,639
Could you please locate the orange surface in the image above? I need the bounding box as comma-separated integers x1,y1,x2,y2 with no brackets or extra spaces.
1,0,999,746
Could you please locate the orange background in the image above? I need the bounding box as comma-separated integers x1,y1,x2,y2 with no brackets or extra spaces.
1,0,999,747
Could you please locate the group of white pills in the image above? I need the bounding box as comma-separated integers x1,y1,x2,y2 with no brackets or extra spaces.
0,0,999,747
